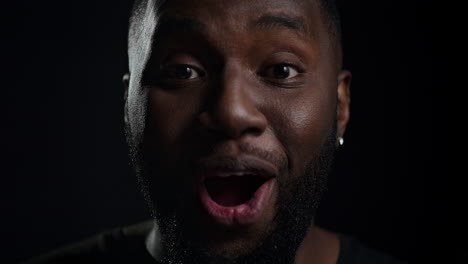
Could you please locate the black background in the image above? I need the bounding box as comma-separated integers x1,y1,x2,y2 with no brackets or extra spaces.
3,0,452,263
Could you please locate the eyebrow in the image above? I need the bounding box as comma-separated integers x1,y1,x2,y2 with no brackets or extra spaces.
251,14,308,36
154,14,308,38
155,17,207,37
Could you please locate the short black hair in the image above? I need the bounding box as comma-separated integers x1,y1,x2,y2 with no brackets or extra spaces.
129,0,342,39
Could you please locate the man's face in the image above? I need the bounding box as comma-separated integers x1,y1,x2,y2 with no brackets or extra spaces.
125,0,350,262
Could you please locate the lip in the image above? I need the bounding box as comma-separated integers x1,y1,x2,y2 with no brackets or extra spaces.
196,156,278,226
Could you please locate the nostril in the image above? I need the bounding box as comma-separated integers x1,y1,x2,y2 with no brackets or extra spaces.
198,108,267,139
243,126,264,137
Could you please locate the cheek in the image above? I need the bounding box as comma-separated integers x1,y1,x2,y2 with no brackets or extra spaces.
146,89,201,149
127,88,149,145
268,89,336,172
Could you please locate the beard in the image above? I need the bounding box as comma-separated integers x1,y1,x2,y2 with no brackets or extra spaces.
126,125,337,264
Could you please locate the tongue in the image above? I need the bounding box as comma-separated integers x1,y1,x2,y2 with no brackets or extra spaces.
205,176,264,207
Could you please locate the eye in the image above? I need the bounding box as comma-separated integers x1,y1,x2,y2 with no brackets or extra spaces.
161,64,204,80
263,64,300,79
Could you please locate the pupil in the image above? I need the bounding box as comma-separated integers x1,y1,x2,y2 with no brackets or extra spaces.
274,65,289,79
176,65,192,79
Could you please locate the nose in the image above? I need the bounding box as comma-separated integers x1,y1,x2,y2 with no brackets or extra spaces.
198,65,268,139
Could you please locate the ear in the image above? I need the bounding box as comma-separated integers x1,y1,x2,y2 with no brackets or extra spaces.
123,73,130,126
336,70,352,147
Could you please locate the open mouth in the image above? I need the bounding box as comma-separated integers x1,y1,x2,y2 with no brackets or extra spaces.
195,156,278,226
197,171,275,226
204,174,267,207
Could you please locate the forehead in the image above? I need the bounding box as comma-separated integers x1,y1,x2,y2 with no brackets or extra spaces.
159,0,317,15
147,0,332,64
128,0,338,78
157,0,322,36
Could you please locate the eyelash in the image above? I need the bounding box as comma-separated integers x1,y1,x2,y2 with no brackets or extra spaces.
159,64,205,80
260,63,303,78
157,61,305,88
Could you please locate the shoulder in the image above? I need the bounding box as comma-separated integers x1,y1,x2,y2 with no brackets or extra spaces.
22,221,156,264
337,233,406,264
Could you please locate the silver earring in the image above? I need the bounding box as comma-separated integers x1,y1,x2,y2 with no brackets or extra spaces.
338,137,344,146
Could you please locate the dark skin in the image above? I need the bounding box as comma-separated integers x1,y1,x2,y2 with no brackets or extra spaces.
124,0,351,263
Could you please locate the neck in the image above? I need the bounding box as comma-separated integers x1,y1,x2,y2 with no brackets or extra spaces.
295,224,340,264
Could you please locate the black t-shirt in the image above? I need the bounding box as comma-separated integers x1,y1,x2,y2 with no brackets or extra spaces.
23,221,405,264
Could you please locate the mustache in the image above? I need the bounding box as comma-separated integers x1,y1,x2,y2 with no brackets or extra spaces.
141,140,289,179
198,142,288,170
196,155,279,181
237,142,287,169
